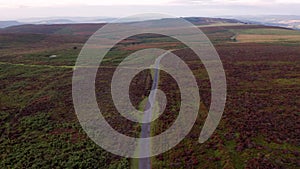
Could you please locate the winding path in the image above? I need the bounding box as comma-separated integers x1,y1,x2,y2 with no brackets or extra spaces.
138,53,167,169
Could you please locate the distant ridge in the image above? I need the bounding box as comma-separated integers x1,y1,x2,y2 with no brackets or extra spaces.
0,17,244,35
0,21,22,28
224,15,300,30
183,17,243,25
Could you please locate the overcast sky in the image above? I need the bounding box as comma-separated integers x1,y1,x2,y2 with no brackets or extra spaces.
1,0,300,20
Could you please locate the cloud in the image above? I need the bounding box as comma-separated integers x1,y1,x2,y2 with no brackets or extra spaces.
1,0,300,8
171,0,300,6
0,0,175,8
0,0,300,20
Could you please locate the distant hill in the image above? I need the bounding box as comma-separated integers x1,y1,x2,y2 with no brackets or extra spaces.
31,19,76,24
0,17,244,36
0,23,105,36
0,17,116,29
133,17,244,26
184,17,243,25
18,17,117,24
0,21,22,28
225,15,300,30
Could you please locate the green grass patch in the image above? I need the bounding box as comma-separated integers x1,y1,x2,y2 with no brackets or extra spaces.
233,28,300,35
274,78,300,86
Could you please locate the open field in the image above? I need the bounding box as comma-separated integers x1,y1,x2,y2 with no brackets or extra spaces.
236,34,300,43
235,28,300,35
0,20,299,168
232,28,300,44
151,45,300,168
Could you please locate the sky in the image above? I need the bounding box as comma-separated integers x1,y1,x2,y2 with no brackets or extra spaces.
0,0,300,20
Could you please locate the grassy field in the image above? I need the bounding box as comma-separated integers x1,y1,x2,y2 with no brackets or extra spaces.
236,34,300,43
235,28,300,35
0,22,299,168
231,28,300,44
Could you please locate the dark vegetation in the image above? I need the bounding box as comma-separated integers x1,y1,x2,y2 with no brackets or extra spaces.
0,19,299,168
